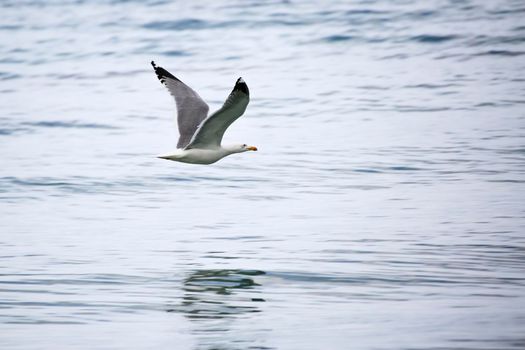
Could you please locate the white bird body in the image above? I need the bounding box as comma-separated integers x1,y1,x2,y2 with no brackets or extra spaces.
157,145,249,165
151,61,257,165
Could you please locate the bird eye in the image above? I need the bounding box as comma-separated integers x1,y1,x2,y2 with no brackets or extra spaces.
243,144,247,147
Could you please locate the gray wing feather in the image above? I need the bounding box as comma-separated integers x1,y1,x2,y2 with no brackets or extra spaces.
186,78,249,149
151,61,209,149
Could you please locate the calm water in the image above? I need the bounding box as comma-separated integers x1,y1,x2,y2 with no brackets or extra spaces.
1,0,525,349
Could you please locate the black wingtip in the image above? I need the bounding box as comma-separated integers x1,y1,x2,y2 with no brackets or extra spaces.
234,77,249,96
151,61,179,83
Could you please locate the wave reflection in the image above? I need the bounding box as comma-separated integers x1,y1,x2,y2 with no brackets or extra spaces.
168,269,270,349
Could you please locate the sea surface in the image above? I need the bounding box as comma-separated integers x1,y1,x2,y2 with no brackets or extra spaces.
1,0,525,349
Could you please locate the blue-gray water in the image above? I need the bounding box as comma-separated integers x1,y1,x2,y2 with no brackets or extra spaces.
1,0,525,349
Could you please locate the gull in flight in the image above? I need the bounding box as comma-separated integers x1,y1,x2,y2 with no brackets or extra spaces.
151,61,257,164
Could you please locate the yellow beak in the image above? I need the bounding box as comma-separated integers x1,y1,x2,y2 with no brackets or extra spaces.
247,146,258,151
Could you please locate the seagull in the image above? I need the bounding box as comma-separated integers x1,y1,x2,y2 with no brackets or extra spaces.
151,61,257,164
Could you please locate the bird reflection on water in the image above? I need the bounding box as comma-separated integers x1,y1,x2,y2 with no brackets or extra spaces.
175,269,265,319
168,269,271,349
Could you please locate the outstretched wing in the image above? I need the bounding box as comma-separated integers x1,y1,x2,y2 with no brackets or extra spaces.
151,61,209,149
186,78,249,150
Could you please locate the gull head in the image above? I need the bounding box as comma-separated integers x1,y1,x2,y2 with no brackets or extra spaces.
242,143,258,152
227,144,258,153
